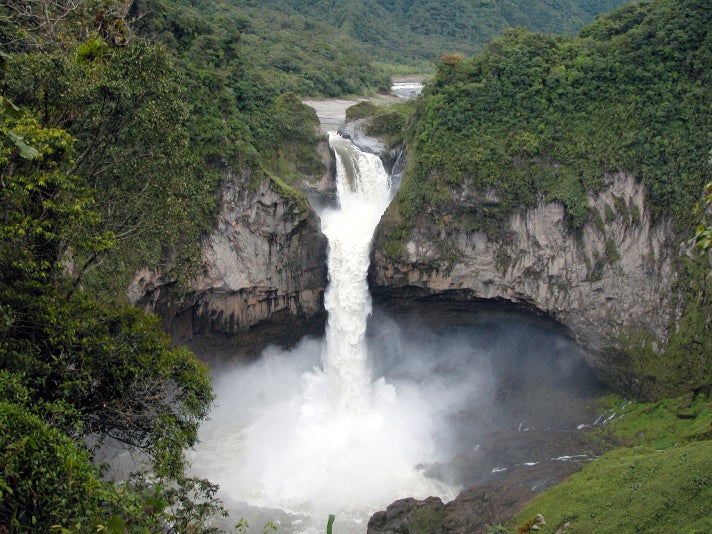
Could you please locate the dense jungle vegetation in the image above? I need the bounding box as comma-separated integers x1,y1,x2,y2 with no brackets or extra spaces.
391,0,711,235
245,0,630,68
131,0,391,96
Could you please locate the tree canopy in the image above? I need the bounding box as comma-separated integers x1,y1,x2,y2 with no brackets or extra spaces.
242,0,630,67
0,98,219,530
390,0,711,236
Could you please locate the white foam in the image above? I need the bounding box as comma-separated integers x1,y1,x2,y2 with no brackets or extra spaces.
189,134,457,532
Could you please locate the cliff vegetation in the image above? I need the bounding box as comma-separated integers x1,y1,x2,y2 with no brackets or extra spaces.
373,0,711,399
392,0,710,238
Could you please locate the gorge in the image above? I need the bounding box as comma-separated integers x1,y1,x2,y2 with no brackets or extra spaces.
3,0,710,531
182,118,610,534
132,76,709,530
186,130,458,532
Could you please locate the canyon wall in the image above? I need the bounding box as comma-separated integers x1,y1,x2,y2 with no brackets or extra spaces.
129,166,329,361
371,171,683,392
128,113,700,398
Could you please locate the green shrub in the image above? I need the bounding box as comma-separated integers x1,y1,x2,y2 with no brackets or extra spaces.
345,100,377,121
0,400,146,532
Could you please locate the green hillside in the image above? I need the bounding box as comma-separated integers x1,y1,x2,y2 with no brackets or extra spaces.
245,0,631,66
391,0,711,235
376,0,711,400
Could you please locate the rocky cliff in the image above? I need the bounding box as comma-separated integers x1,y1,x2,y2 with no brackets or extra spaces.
129,167,329,361
371,171,682,392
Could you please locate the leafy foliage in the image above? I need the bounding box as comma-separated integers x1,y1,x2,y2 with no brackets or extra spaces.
1,398,135,532
389,0,711,244
2,37,206,294
130,0,390,97
0,0,338,295
345,101,378,122
0,75,219,531
1,393,224,532
345,99,416,148
0,25,228,532
692,175,712,251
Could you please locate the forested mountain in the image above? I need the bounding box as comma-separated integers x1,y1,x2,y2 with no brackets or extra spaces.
243,0,631,65
377,0,711,395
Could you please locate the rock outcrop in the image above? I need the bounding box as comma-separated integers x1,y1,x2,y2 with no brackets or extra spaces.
129,168,328,361
339,118,406,178
367,484,534,534
371,171,680,390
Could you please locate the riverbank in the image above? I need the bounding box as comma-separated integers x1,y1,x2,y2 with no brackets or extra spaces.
304,78,424,133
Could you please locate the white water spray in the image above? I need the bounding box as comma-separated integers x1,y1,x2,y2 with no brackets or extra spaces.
190,133,456,533
319,132,392,411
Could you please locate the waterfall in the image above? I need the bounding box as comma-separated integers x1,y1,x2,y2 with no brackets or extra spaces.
189,133,455,534
187,127,609,534
319,132,392,411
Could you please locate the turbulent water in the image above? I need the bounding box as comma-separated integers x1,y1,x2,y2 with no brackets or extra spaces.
189,133,456,533
187,131,606,533
320,132,393,411
391,81,423,99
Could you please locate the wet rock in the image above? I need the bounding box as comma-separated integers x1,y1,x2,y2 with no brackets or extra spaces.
368,496,446,534
339,118,385,157
368,483,534,534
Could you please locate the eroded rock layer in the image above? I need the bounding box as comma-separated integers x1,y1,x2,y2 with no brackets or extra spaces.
130,171,328,361
371,172,680,389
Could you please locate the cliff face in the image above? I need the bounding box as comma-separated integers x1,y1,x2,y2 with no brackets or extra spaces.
372,171,681,388
129,168,328,360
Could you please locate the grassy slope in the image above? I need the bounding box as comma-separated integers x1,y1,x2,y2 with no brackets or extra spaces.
511,394,712,533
